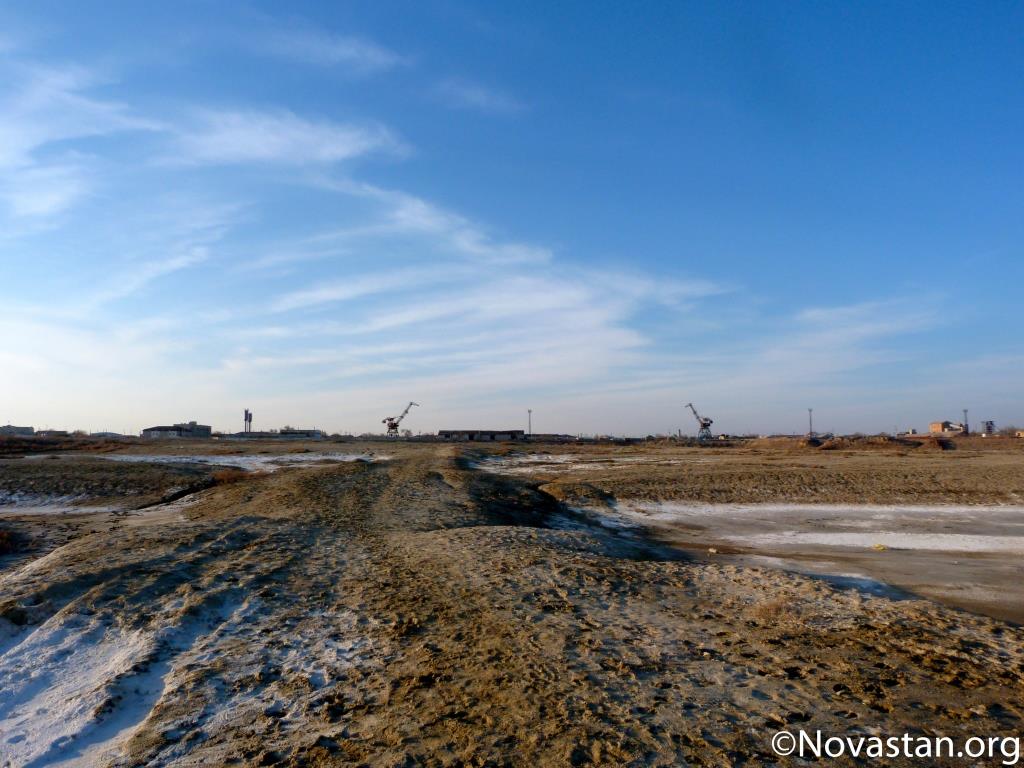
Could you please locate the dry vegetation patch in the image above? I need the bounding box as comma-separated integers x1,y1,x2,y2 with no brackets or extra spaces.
0,528,19,555
211,468,251,485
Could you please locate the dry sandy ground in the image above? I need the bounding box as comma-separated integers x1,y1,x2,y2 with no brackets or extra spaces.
0,441,1022,767
476,438,1024,506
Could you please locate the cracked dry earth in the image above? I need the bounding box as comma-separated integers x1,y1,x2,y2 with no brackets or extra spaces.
1,445,1022,767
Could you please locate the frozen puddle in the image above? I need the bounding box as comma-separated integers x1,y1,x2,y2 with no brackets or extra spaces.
96,452,382,471
0,490,198,519
727,531,1024,553
477,453,708,475
0,493,118,517
576,501,1024,620
576,500,1024,555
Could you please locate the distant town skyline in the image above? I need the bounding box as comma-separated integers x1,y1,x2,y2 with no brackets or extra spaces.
2,406,1016,441
1,1,1021,436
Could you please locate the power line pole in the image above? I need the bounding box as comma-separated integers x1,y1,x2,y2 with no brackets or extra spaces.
527,409,532,438
808,408,814,437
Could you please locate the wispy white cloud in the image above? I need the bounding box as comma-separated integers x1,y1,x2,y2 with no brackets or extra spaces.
313,179,553,264
0,162,88,217
433,78,525,114
794,300,938,344
0,61,160,218
271,268,436,312
175,109,405,165
237,179,554,272
675,299,942,394
0,64,157,164
63,201,245,311
90,248,210,307
264,28,406,74
244,261,714,398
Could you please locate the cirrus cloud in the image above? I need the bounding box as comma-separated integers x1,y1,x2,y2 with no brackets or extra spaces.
264,29,406,74
175,109,406,165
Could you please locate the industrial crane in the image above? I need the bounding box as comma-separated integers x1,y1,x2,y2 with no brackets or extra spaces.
685,402,714,441
383,401,418,438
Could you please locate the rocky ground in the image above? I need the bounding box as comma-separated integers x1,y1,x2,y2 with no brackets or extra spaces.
0,442,1022,767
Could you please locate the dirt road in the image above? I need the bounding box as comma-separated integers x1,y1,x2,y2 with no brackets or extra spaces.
1,445,1022,766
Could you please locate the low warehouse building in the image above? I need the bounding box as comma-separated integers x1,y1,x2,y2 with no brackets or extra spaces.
0,424,34,436
279,428,325,439
142,421,212,439
437,429,526,442
224,428,324,440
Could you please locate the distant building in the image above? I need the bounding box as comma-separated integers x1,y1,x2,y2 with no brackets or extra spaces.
437,429,526,442
527,433,579,443
142,421,212,439
929,420,965,435
279,428,324,439
224,428,324,440
36,430,69,438
0,424,34,437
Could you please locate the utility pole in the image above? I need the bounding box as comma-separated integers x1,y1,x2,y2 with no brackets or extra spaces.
527,409,532,437
808,408,814,437
963,408,969,435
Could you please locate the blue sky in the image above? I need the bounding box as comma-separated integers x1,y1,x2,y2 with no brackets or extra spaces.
1,1,1021,436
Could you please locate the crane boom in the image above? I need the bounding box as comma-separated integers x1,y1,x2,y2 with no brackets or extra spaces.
396,401,418,424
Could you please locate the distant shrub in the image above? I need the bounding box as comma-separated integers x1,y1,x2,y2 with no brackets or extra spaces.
212,468,249,485
0,529,18,555
744,597,791,625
